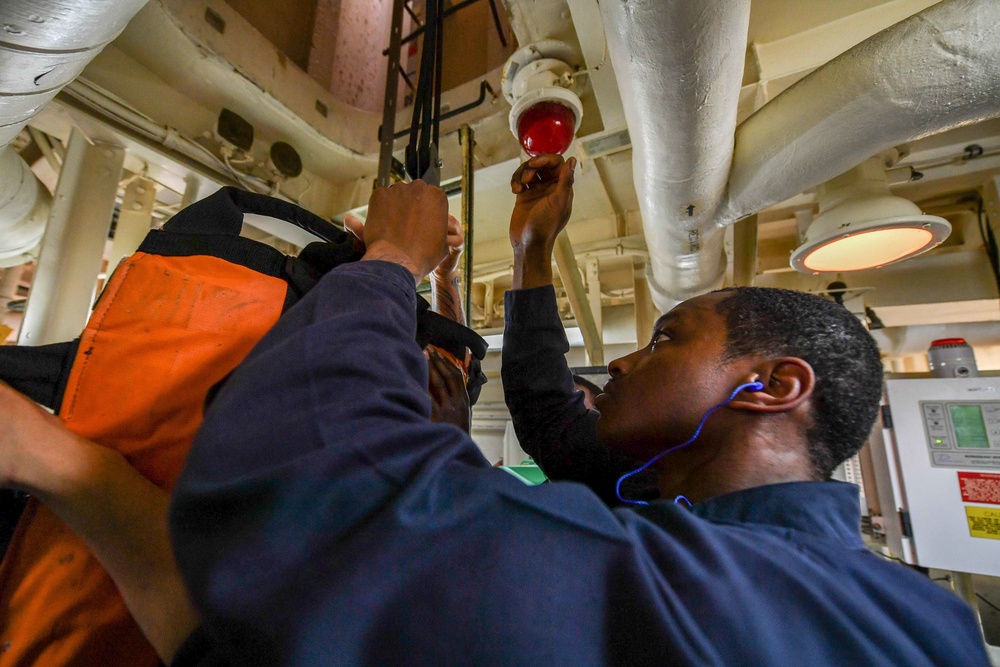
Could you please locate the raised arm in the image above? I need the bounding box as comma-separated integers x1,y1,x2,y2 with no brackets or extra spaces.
501,155,657,504
430,214,466,325
169,180,500,658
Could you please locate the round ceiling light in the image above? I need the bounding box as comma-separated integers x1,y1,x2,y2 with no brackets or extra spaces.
792,219,948,273
790,157,952,273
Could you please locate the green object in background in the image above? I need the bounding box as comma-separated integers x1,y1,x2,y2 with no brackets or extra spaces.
500,463,548,486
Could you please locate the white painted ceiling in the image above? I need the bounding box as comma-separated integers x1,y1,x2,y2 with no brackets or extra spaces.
25,0,1000,360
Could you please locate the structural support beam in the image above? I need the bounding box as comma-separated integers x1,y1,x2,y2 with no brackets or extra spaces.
376,0,406,187
460,125,475,325
981,173,1000,297
108,177,156,272
566,0,625,131
20,128,124,346
732,214,758,287
554,233,603,366
586,257,603,338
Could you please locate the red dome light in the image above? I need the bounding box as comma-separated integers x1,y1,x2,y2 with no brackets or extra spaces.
517,101,577,156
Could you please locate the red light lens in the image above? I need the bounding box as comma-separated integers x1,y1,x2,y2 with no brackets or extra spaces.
930,338,968,347
517,101,576,156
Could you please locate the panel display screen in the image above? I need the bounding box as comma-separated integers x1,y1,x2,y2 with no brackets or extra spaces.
949,405,990,449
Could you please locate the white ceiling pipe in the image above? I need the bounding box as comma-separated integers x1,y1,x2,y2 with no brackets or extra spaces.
0,0,150,262
717,0,1000,227
0,0,151,146
600,0,751,312
0,148,50,268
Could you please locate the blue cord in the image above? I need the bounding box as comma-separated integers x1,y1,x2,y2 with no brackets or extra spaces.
615,381,764,506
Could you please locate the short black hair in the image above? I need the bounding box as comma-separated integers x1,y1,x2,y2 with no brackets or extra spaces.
713,287,883,479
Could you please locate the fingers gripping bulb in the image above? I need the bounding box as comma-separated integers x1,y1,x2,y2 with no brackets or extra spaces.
616,381,764,506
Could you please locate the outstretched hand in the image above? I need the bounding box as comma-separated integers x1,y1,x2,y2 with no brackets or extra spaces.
360,180,450,283
509,154,576,252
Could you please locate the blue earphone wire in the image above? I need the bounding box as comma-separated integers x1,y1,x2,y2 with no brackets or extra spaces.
615,381,765,507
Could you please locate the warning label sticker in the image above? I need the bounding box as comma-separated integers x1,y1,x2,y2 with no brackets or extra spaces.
966,506,1000,541
958,471,1000,505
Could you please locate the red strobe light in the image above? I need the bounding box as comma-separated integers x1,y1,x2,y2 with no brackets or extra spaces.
517,101,577,156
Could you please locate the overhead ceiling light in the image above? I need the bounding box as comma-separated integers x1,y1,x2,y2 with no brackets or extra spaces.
790,157,951,273
501,40,583,157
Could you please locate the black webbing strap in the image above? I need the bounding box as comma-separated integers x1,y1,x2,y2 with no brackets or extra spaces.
0,339,78,412
405,0,444,184
137,232,287,279
163,187,352,246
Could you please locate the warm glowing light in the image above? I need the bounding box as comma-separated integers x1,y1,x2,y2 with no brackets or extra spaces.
517,101,576,156
802,228,934,272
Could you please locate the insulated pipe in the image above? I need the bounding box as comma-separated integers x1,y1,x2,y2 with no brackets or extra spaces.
0,148,49,267
0,0,150,261
600,0,751,311
0,0,151,146
717,0,1000,227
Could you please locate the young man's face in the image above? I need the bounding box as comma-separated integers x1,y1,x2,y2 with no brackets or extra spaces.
594,292,744,461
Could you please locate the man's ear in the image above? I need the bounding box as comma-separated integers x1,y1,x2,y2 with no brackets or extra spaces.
729,357,815,413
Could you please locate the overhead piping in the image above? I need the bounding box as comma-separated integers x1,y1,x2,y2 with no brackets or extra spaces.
600,0,752,312
717,0,1000,227
0,0,151,262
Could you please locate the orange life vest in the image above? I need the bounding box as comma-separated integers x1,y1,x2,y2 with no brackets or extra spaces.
0,188,359,666
0,187,485,665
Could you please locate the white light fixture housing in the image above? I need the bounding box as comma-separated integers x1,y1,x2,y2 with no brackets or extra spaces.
501,40,584,156
790,157,951,273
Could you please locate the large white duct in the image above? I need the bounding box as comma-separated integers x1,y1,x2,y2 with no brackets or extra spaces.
0,0,150,146
0,0,150,262
717,0,1000,226
0,149,49,268
600,0,751,311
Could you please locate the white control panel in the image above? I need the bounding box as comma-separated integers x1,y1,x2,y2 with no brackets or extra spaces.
871,376,1000,576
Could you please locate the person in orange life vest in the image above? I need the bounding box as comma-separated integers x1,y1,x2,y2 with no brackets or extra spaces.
0,216,475,665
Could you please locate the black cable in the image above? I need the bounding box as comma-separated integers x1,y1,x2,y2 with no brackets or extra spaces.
406,0,437,180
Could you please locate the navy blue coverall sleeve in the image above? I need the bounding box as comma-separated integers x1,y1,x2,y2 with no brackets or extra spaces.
501,286,658,504
169,261,989,667
169,261,636,665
